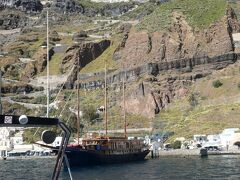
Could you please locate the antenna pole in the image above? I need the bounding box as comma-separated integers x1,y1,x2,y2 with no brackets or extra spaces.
104,61,108,136
0,70,2,115
46,9,50,117
123,70,127,138
77,56,80,144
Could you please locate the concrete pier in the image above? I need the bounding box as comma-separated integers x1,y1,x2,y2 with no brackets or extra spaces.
147,149,240,158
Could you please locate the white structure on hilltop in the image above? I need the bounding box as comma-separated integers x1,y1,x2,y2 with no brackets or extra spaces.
40,0,53,5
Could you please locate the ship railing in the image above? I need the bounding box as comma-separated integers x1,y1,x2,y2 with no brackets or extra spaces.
0,115,72,180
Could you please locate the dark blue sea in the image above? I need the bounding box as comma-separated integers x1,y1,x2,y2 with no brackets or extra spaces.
0,155,240,180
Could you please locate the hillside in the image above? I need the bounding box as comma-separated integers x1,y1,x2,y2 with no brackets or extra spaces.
136,0,227,31
77,0,240,139
154,61,240,140
1,0,240,142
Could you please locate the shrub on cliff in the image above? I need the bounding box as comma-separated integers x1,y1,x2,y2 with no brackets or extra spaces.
82,105,100,125
212,80,223,88
187,93,198,107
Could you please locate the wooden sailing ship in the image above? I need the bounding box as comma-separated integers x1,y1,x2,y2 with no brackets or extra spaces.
64,61,150,167
65,136,149,167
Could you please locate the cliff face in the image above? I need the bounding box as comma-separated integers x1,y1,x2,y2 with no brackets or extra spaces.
0,0,43,13
115,8,240,69
76,7,240,118
51,0,136,17
1,83,43,94
61,39,111,88
14,0,43,12
1,2,240,121
79,53,237,118
19,47,54,82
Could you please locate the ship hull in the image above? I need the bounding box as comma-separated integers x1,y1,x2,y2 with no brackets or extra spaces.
65,148,150,167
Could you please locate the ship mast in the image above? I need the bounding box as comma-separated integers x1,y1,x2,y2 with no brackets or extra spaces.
123,70,127,138
77,55,80,144
0,70,2,115
46,9,50,118
104,60,108,136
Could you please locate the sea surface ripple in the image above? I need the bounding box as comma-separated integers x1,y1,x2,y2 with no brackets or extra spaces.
0,155,240,180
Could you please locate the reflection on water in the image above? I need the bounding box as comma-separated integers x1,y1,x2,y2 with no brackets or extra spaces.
0,155,240,180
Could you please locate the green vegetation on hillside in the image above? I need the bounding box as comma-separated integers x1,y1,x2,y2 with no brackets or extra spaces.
120,3,155,20
155,102,240,142
212,79,223,88
136,0,227,32
65,88,150,133
49,53,63,75
80,42,119,73
3,31,45,58
154,62,240,141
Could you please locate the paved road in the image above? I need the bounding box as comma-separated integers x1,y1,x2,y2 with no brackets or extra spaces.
0,28,20,35
2,96,46,109
29,75,68,89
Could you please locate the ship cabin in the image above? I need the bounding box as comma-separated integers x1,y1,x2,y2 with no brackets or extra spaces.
82,137,147,154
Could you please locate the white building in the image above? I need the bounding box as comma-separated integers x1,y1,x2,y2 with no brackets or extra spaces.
202,134,222,149
193,134,207,145
0,127,12,157
10,131,24,146
219,128,239,148
0,128,26,157
202,128,240,150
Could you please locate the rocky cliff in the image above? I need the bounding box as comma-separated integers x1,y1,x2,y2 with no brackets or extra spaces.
18,47,54,82
61,39,111,88
78,52,238,118
75,7,240,118
0,9,27,30
115,7,240,69
1,0,240,122
0,0,43,13
14,0,43,12
1,82,43,94
51,0,136,17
